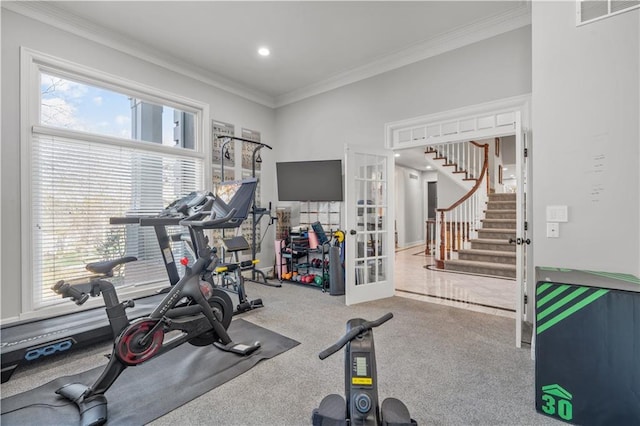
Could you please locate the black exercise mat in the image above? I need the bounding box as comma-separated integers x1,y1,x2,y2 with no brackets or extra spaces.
1,319,299,425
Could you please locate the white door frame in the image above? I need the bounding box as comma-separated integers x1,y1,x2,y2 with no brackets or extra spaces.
344,144,396,305
384,94,532,348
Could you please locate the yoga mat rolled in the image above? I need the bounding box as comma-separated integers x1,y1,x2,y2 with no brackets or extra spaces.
275,239,287,279
329,245,344,296
308,231,319,249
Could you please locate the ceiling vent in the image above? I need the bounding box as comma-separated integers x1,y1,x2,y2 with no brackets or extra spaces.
577,0,640,26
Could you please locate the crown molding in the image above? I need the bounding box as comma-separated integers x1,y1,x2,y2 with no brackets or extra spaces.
2,1,277,108
4,1,531,110
274,3,532,107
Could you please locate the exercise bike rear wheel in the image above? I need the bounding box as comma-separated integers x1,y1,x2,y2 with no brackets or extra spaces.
188,288,233,347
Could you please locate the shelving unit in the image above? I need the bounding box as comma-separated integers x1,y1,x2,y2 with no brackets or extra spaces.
279,231,331,291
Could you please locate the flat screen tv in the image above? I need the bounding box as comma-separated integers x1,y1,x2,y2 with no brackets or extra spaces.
276,160,343,201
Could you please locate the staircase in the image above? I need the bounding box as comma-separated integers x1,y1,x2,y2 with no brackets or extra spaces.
444,192,516,279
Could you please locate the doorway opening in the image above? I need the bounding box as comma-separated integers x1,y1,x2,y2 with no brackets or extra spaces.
394,135,517,315
384,94,532,348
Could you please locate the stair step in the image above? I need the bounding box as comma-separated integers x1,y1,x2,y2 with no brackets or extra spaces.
477,228,516,240
458,249,516,265
487,201,516,210
444,259,516,279
485,210,517,219
481,219,516,229
470,238,516,252
488,193,517,201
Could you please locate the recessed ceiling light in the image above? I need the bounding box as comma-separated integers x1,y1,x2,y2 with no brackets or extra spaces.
503,167,508,171
426,165,432,170
258,47,270,57
394,153,400,157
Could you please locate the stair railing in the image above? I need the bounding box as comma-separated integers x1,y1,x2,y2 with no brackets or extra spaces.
434,141,489,269
425,141,485,181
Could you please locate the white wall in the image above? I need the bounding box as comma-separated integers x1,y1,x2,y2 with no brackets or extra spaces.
395,165,424,248
275,25,531,259
532,3,640,276
1,11,277,320
275,27,532,161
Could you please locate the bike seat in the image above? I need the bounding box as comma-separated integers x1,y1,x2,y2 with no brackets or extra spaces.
86,257,137,276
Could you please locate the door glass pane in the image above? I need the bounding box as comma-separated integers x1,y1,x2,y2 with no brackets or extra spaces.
377,256,387,282
355,259,366,285
356,179,367,232
372,155,387,182
377,207,387,231
356,233,367,260
375,232,385,256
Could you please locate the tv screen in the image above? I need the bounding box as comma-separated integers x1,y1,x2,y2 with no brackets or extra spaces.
276,160,343,201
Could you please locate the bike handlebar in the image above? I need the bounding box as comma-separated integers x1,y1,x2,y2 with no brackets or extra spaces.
318,312,393,360
52,281,90,305
178,201,237,228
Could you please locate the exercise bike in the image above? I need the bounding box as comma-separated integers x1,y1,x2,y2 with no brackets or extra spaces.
312,313,417,426
52,194,261,426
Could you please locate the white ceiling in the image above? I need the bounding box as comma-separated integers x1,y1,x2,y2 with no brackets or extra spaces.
9,1,530,107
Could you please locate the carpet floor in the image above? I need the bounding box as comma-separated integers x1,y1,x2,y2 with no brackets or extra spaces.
1,280,561,425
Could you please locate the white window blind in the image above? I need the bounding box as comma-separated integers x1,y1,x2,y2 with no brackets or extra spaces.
31,130,203,307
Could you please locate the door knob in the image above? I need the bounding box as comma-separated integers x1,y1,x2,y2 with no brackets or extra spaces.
508,238,531,245
350,230,357,235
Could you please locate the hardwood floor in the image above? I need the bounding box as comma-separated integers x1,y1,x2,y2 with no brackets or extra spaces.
394,245,516,318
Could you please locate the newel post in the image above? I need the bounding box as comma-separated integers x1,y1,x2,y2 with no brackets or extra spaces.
436,210,445,269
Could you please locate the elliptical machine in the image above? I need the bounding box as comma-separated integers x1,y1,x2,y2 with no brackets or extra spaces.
312,313,417,426
52,194,261,426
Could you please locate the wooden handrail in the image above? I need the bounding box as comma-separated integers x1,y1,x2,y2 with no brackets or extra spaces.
435,141,489,268
436,142,489,213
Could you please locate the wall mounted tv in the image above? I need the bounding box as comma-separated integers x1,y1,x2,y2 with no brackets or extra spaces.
276,160,343,201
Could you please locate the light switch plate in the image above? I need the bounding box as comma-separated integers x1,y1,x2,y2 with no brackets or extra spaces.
546,205,568,222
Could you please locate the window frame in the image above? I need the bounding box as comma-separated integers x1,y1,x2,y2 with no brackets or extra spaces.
20,47,211,319
576,0,640,26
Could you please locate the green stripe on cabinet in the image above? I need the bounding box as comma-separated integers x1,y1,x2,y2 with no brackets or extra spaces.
536,283,553,295
537,287,591,321
537,289,609,334
537,284,571,309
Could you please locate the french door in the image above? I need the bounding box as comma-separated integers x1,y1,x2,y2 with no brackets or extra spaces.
344,145,395,305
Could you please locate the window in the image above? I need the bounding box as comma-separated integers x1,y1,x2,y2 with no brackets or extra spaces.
23,50,208,310
577,0,640,25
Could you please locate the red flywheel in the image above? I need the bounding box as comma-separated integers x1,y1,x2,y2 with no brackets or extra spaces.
115,319,164,365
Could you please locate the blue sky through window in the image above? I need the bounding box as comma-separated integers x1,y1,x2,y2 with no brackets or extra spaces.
40,73,187,146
